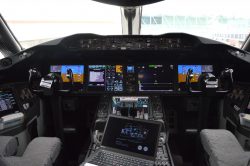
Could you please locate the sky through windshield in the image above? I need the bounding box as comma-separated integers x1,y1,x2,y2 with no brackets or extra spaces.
0,0,250,49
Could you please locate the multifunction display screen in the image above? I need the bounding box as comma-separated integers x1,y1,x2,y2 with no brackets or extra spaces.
47,64,215,93
138,65,174,91
178,65,213,83
88,65,123,92
50,65,84,83
0,91,18,117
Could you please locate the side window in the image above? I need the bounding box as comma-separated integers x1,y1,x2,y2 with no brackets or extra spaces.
0,52,4,59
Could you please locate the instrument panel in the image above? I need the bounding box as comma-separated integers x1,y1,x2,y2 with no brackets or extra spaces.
49,64,215,94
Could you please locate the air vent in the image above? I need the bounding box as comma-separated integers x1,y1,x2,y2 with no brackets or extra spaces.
228,49,250,63
0,57,12,67
18,51,33,60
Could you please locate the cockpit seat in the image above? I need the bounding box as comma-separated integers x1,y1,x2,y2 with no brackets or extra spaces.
0,136,18,157
0,136,61,166
200,129,250,166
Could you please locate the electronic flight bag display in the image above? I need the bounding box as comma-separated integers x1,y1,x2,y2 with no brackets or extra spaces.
102,116,161,157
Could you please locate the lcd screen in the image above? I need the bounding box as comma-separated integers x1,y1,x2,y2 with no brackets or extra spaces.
0,91,18,117
88,65,123,92
102,116,161,157
178,65,213,83
138,65,174,91
127,66,135,73
50,65,84,83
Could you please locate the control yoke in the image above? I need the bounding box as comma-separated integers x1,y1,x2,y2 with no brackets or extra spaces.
66,69,74,85
186,68,234,94
39,73,65,95
28,68,41,91
186,68,194,92
28,68,68,95
220,68,234,91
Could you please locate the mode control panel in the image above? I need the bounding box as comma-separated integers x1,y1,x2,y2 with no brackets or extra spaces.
65,35,194,51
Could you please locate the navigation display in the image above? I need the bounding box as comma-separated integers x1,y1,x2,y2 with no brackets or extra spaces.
178,65,213,83
138,65,174,91
0,91,18,117
88,65,123,92
102,116,161,157
50,65,84,83
89,70,105,83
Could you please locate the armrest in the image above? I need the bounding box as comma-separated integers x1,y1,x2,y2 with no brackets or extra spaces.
0,136,18,157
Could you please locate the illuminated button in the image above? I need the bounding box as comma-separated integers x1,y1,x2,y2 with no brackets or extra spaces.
138,145,142,151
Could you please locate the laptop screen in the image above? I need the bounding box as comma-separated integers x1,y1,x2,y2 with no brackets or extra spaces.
101,116,161,157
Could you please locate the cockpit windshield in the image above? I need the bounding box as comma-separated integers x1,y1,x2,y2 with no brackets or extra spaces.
0,0,250,49
0,0,121,48
141,0,250,48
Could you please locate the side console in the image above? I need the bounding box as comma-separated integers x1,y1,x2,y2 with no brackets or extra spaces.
223,83,250,150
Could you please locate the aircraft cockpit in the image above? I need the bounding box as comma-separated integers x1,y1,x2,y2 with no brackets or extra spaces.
0,0,250,166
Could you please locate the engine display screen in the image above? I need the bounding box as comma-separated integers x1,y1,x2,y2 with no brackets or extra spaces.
88,65,123,92
138,65,174,91
50,65,84,83
178,65,213,83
